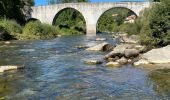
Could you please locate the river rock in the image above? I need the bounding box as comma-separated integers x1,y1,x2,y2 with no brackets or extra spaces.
0,65,24,73
141,45,170,64
104,51,120,59
116,57,128,64
107,56,119,62
75,45,87,49
134,45,146,53
84,59,102,65
105,62,120,67
86,42,109,51
104,44,134,58
95,38,106,41
121,35,139,44
114,44,134,54
103,44,114,51
134,59,150,66
124,49,139,58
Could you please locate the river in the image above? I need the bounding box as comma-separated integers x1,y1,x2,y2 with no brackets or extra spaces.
0,34,170,100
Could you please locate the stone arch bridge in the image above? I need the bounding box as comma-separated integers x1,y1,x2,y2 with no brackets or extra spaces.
31,2,151,35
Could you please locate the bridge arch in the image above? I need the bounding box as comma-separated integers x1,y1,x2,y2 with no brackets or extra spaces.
96,7,138,33
52,7,86,26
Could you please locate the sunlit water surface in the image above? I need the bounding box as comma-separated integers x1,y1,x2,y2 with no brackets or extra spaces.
0,34,170,100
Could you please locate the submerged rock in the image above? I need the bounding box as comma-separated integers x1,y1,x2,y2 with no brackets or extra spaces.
84,59,102,65
116,57,128,64
95,38,106,41
105,62,120,67
75,45,87,49
86,42,109,51
134,59,150,66
0,65,24,73
5,41,11,44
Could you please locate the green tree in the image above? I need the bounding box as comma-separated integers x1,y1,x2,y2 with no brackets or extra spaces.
145,0,170,46
0,0,34,24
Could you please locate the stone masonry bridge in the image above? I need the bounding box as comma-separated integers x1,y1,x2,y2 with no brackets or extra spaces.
31,2,151,35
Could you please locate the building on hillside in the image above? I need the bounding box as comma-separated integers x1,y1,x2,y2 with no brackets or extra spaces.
124,15,136,23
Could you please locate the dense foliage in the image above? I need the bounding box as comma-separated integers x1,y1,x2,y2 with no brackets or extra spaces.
21,21,59,39
127,0,170,47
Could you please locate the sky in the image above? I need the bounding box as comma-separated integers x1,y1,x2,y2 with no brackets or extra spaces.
35,0,146,6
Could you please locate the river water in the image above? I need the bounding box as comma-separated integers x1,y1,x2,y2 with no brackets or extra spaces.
0,34,170,100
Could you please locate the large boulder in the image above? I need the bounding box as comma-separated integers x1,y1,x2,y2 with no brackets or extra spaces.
124,49,139,58
86,42,110,51
141,45,170,64
114,44,134,54
104,50,120,59
104,44,134,59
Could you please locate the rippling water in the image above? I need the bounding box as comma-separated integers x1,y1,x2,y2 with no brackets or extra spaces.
0,34,170,100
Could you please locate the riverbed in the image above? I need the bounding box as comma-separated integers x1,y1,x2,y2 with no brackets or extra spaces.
0,34,170,99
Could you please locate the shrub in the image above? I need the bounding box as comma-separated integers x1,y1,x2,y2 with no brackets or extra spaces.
20,21,59,40
0,19,22,39
138,0,170,47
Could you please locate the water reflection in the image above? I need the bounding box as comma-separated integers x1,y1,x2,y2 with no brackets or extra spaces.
149,69,170,96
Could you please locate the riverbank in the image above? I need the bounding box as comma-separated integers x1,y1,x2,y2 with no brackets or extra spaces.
85,33,170,69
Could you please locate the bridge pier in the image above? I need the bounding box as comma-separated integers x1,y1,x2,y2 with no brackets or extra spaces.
86,23,96,36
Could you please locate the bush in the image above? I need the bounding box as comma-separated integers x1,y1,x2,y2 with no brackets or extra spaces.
20,21,59,40
0,19,22,39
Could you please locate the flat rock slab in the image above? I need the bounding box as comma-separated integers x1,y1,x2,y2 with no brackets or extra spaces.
0,65,24,73
86,42,108,51
142,45,170,64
